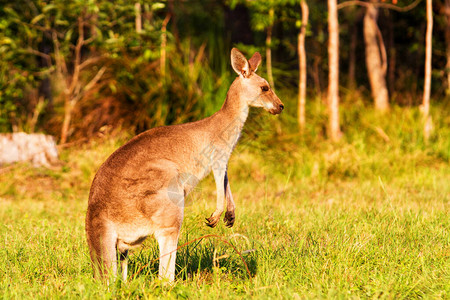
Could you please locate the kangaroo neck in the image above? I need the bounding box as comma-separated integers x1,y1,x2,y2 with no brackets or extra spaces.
204,78,249,157
219,78,249,130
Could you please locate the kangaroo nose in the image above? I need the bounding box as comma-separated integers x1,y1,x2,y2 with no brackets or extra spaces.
279,104,284,111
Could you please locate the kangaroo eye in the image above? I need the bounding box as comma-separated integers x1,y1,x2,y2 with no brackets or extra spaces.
261,86,269,92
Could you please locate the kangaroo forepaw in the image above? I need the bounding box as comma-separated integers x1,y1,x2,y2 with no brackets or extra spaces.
223,211,235,228
205,214,221,228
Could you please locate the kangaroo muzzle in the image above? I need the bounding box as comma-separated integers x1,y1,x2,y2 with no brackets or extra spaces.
268,97,284,115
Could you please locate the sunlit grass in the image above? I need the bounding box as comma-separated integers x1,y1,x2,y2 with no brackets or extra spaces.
0,103,449,298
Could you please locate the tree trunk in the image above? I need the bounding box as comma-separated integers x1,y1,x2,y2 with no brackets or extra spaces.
423,0,433,140
266,7,275,89
445,0,450,94
348,22,357,89
58,13,106,144
363,2,390,111
298,0,309,134
60,15,85,144
135,3,142,33
60,97,73,144
327,0,342,141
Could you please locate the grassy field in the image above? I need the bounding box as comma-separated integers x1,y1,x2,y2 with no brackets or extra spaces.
0,103,449,299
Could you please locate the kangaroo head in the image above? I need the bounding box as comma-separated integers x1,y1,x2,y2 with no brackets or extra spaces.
231,48,284,115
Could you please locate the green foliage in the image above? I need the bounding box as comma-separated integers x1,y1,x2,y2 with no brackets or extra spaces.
0,0,232,137
0,0,449,140
88,41,231,133
0,3,38,131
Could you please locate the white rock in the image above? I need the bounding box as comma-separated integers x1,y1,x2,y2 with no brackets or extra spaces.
0,133,59,167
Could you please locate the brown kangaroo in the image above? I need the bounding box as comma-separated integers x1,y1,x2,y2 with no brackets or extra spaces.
85,48,284,282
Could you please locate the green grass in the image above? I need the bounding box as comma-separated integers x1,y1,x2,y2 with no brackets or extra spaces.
0,103,449,299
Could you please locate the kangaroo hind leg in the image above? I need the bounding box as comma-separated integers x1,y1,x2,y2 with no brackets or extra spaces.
119,250,129,282
87,223,118,282
155,228,180,282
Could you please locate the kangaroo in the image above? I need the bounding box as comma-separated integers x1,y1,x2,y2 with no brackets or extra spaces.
85,48,284,282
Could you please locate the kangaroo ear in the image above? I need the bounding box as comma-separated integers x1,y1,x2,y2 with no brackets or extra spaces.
248,52,261,72
231,48,250,78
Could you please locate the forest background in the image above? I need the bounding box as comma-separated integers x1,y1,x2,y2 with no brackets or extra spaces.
0,0,449,298
1,0,449,141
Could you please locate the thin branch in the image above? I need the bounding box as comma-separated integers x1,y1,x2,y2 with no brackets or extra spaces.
160,13,171,79
6,70,29,86
24,48,52,66
83,66,107,92
78,56,103,71
52,31,68,77
20,21,65,39
70,66,107,104
337,0,422,11
32,66,55,77
83,34,97,45
73,84,83,102
67,15,85,96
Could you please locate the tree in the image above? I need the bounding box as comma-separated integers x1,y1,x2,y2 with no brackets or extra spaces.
327,0,342,141
266,7,276,89
422,0,433,140
363,0,390,111
0,1,106,138
337,0,422,107
59,12,107,144
444,0,450,94
298,0,309,134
